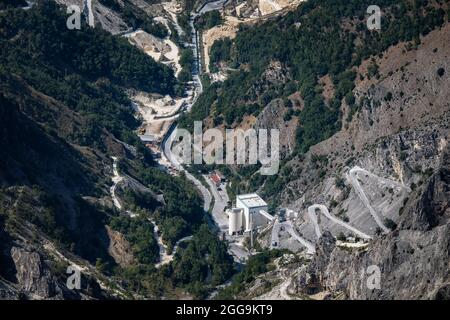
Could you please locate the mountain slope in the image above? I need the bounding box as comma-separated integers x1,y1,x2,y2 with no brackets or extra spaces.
179,0,449,203
208,0,450,300
0,1,233,299
295,144,450,299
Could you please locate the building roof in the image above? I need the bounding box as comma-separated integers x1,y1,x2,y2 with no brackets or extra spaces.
210,173,221,184
236,193,267,208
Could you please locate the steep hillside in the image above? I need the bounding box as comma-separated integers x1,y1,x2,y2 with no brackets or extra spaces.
54,0,169,35
294,144,450,299
208,0,450,300
181,0,449,205
2,0,449,301
0,1,233,299
278,22,450,236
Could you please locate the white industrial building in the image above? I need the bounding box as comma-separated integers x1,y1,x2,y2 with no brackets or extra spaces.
227,193,275,236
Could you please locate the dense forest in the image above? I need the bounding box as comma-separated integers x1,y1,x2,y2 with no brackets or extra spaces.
113,224,234,298
0,1,235,299
0,1,177,149
181,0,448,153
209,37,232,72
116,157,205,249
0,0,27,10
179,0,448,205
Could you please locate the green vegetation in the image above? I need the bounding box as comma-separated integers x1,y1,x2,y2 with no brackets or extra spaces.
384,218,398,230
215,249,288,299
194,11,222,30
182,0,446,152
171,224,234,297
0,2,234,299
385,91,393,101
114,224,234,298
210,37,232,71
110,215,160,264
178,12,192,40
116,1,169,38
0,1,177,150
179,48,194,83
337,232,346,241
176,0,197,41
134,167,204,249
0,0,26,9
367,61,380,79
114,156,206,251
335,176,346,189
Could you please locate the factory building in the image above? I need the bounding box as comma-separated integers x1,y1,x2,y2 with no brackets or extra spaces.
227,193,274,236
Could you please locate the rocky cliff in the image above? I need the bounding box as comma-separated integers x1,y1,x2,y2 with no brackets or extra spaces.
295,146,450,299
226,15,450,301
276,23,450,300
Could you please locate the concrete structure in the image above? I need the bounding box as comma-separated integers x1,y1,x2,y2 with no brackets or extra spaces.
236,193,268,232
227,193,274,236
227,208,244,235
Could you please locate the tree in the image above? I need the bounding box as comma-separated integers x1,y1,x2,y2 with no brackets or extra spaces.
337,232,346,241
384,218,397,230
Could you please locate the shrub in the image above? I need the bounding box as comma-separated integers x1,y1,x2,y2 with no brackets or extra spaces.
384,218,397,230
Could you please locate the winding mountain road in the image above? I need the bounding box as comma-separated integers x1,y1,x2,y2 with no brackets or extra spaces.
347,167,389,233
269,213,315,254
161,124,212,212
300,166,409,242
307,204,372,240
348,167,392,233
84,0,95,27
306,206,322,239
110,157,193,267
270,216,315,254
151,217,194,268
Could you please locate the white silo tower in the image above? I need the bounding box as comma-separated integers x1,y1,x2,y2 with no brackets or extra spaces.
228,208,243,236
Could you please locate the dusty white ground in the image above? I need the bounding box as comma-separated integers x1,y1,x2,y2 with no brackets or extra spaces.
202,0,306,74
259,0,305,16
122,4,193,146
131,92,186,141
273,166,410,253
